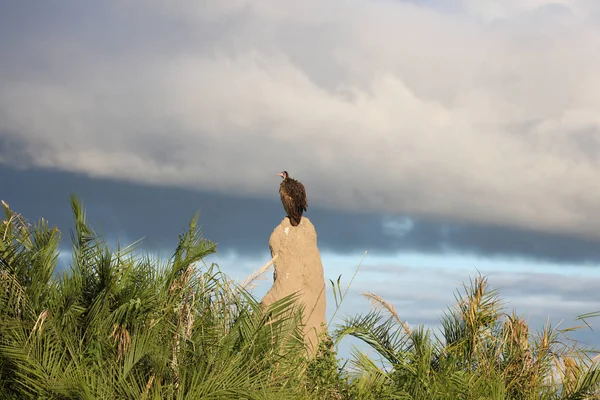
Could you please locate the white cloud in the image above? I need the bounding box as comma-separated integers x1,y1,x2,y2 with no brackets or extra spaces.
2,0,600,239
461,0,577,20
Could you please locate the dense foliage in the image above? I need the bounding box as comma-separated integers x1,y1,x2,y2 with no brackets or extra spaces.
0,197,598,399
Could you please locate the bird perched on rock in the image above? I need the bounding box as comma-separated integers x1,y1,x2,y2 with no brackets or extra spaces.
277,171,307,226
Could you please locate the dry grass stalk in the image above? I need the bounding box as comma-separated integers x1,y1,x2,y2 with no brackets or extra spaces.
240,255,279,291
30,309,49,338
170,263,197,389
143,374,155,398
361,292,411,335
562,356,580,395
0,270,24,316
110,323,131,361
2,214,16,241
27,309,50,357
184,293,195,339
169,263,196,294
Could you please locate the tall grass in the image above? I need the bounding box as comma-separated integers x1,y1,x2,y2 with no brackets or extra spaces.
0,197,316,399
1,197,599,399
334,275,600,399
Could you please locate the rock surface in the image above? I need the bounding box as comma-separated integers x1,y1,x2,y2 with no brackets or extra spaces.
260,217,327,355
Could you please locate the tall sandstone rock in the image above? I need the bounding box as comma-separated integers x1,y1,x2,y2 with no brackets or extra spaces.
260,217,326,355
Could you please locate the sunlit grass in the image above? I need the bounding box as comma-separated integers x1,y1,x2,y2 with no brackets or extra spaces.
1,197,599,399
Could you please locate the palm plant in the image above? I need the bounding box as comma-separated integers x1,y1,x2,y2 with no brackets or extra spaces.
335,274,600,399
3,195,599,400
0,196,316,399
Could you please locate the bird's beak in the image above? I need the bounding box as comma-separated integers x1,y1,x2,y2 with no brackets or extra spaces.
276,173,284,177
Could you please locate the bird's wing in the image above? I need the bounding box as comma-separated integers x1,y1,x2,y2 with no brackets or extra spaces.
294,182,308,210
280,191,292,205
280,188,294,211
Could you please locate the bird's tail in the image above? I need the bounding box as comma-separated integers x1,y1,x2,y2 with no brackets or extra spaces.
289,216,300,226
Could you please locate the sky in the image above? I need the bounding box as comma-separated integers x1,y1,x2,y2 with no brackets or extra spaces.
1,0,600,356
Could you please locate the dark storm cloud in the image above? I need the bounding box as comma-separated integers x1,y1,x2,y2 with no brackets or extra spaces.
391,219,600,265
3,166,600,266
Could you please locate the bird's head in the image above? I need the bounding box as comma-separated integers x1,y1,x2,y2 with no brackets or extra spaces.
277,171,289,179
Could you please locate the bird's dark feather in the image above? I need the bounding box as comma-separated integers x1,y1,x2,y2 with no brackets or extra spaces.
279,176,307,226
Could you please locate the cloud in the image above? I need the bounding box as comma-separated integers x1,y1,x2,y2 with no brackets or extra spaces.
2,0,600,242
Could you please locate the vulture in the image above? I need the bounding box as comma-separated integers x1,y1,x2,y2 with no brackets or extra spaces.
277,171,307,226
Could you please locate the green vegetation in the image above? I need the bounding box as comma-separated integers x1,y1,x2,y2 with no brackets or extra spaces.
1,197,599,399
